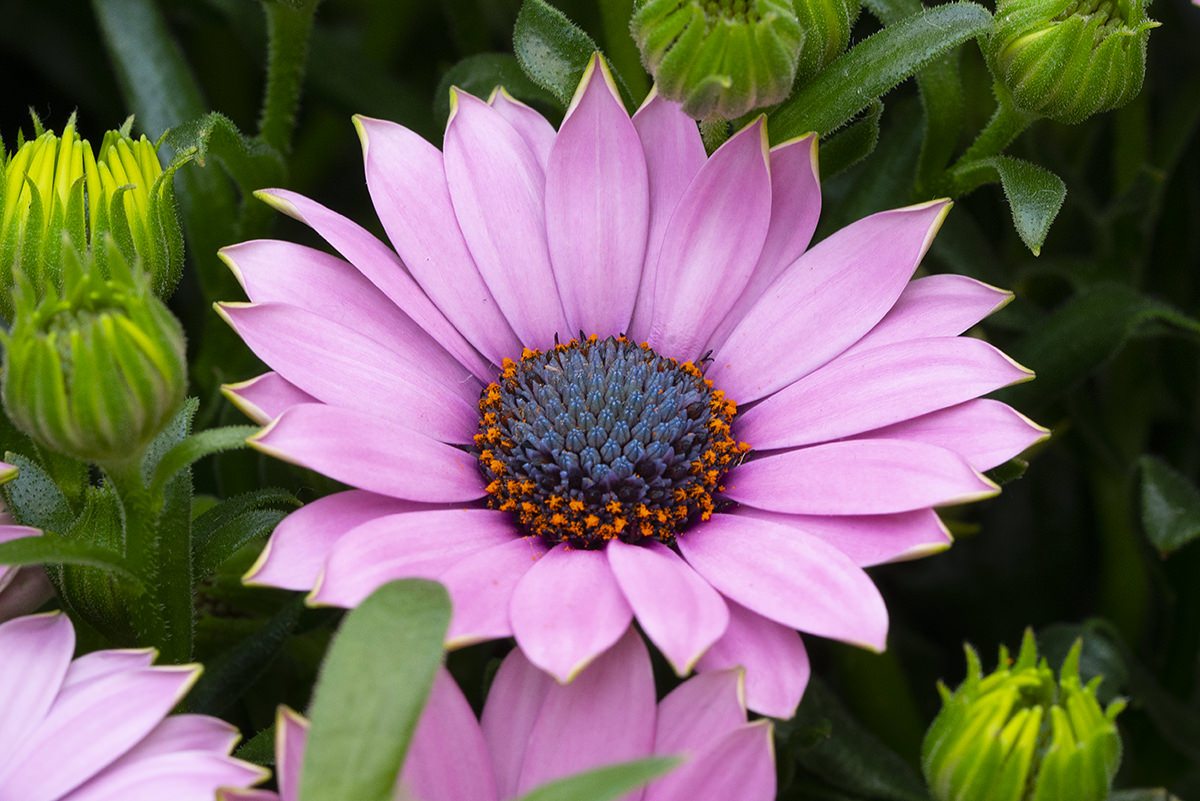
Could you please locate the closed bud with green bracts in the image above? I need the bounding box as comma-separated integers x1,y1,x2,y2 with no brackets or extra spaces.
1,237,186,465
922,630,1126,801
986,0,1158,124
631,0,804,119
792,0,861,84
0,114,183,323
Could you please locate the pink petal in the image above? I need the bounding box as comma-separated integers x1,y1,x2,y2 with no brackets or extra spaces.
0,613,75,759
732,507,952,567
353,116,521,365
62,753,267,801
249,404,486,503
490,88,556,168
310,509,516,608
443,89,568,349
628,91,706,341
115,714,241,758
402,669,498,801
710,200,952,402
218,303,478,442
222,372,315,425
840,274,1013,357
707,135,821,350
607,539,729,674
254,189,492,380
440,536,549,648
736,336,1034,449
481,648,556,800
725,439,999,515
678,514,888,651
61,649,156,689
220,239,472,382
1,666,200,801
245,490,435,591
546,55,649,337
510,544,633,682
643,721,775,801
654,669,748,757
0,566,54,623
276,706,309,801
695,601,810,719
517,629,656,797
645,119,772,362
849,399,1049,472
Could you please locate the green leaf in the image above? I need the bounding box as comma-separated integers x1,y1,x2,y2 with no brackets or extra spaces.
0,534,139,583
191,488,299,580
161,113,286,200
780,675,930,801
435,53,561,129
150,425,259,496
235,723,278,767
512,757,681,801
1138,456,1200,556
298,579,452,801
188,597,305,716
0,453,73,534
513,0,604,109
954,156,1066,255
769,2,992,140
999,284,1200,410
985,458,1030,487
819,99,884,179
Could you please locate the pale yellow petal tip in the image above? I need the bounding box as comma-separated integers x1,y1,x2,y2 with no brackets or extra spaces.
890,539,953,565
254,189,301,221
0,464,16,485
220,379,271,427
352,114,370,157
216,248,247,291
447,86,464,125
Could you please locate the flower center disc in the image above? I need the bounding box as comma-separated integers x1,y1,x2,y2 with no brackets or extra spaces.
475,335,749,549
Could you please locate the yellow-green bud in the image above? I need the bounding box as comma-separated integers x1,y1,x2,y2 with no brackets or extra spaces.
986,0,1158,124
1,238,186,465
922,630,1126,801
0,114,183,323
792,0,861,85
631,0,805,119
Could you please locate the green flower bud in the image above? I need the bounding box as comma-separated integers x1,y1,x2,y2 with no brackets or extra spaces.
1,237,186,465
0,114,183,322
923,630,1126,801
793,0,861,84
631,0,805,119
986,0,1158,124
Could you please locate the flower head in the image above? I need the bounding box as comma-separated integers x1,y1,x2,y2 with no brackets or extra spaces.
0,612,266,799
221,629,773,801
221,54,1045,717
922,630,1125,801
0,462,54,622
1,238,187,464
0,114,182,322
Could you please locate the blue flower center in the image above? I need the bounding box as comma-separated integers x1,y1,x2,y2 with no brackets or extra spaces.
475,335,749,549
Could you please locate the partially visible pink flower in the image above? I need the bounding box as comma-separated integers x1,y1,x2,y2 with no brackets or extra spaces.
221,629,773,801
0,461,53,622
220,55,1046,717
0,612,267,800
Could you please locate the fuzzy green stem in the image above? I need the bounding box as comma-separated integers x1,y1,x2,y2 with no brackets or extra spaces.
258,0,321,156
943,86,1038,195
700,118,731,154
105,454,193,662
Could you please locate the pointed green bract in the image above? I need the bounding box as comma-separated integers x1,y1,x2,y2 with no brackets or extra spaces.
922,630,1125,801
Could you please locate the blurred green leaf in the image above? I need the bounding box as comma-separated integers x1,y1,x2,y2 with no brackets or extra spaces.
1138,456,1200,556
435,53,560,128
769,2,991,140
512,757,681,801
1000,284,1200,410
820,100,884,179
0,533,138,582
150,425,259,497
235,722,278,766
298,579,451,801
514,0,607,109
781,676,930,801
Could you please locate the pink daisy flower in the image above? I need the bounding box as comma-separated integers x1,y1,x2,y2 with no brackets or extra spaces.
220,628,773,801
0,612,267,800
0,461,53,623
219,55,1046,717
